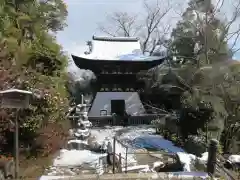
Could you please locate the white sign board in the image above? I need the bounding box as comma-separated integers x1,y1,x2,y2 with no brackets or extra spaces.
0,89,32,109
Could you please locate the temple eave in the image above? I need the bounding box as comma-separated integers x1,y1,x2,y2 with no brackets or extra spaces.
71,55,165,71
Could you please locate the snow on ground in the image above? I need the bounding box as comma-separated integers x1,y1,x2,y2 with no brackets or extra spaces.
43,126,154,178
40,125,209,179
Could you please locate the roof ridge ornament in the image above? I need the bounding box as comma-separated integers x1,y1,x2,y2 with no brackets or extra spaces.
92,36,139,42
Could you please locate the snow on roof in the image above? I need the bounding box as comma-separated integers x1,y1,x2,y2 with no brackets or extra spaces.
0,89,32,95
75,36,161,61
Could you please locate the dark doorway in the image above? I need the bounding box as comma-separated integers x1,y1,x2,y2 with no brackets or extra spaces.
111,99,125,116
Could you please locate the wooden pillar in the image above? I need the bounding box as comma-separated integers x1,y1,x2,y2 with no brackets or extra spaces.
15,109,19,179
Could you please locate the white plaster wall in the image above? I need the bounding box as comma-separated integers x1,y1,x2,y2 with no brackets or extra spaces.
88,92,146,116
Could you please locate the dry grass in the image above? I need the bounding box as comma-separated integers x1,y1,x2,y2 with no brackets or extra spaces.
19,153,56,179
18,121,70,179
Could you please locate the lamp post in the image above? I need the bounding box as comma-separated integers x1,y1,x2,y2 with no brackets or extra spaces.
0,89,32,179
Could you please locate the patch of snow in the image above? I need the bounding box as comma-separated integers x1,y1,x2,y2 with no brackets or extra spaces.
39,175,72,180
78,120,92,128
121,165,150,172
67,139,88,145
198,152,208,164
75,128,89,133
177,152,196,172
228,155,240,163
53,149,106,167
215,28,221,38
153,161,164,168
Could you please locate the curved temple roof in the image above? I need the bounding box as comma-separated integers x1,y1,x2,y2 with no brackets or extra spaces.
72,54,165,72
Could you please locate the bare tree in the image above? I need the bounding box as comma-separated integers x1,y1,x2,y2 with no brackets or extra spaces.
98,0,172,55
99,12,140,37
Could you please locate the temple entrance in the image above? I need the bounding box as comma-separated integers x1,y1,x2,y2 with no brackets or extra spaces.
111,99,125,116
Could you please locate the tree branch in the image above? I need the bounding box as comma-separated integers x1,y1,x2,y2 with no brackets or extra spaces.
98,0,172,55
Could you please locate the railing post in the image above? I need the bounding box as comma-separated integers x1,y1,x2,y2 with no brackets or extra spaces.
207,139,218,177
118,153,122,173
113,137,116,174
125,146,128,173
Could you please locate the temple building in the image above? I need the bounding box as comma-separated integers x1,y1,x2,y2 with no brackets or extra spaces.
72,36,165,122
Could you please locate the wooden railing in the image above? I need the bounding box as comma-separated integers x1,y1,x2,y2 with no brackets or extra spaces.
88,114,164,127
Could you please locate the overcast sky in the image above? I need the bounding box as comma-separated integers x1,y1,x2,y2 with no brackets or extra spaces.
57,0,240,59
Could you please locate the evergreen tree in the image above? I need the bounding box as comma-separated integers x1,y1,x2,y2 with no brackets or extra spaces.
0,0,70,158
170,0,230,65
